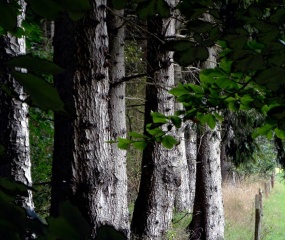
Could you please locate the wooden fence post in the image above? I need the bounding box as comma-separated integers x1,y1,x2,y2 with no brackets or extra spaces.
271,174,275,189
254,189,263,240
264,182,268,197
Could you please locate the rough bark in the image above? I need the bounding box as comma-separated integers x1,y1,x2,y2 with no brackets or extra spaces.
51,1,129,238
188,126,224,240
184,122,197,212
107,3,130,236
0,0,34,210
188,32,224,239
131,1,181,239
174,64,191,212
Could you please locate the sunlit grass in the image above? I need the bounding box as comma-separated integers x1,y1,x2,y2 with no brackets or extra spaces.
224,174,285,240
261,176,285,239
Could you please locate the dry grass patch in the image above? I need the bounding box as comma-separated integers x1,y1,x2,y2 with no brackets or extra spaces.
223,177,266,239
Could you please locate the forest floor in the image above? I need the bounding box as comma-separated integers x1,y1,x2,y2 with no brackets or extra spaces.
170,174,285,240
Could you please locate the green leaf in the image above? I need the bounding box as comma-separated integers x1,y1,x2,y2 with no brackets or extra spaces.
228,101,239,111
275,128,285,139
174,45,209,67
232,54,264,72
117,138,131,149
165,40,194,52
47,202,90,240
256,67,285,91
267,105,285,120
151,112,168,123
146,126,164,136
200,68,227,84
8,55,64,74
11,71,65,112
222,29,248,49
137,0,156,20
187,19,213,33
156,0,170,18
111,0,127,9
252,123,276,138
266,130,273,140
27,0,62,19
169,83,190,97
133,141,148,150
199,113,216,129
161,135,177,149
129,132,147,139
97,226,126,240
170,116,182,128
214,113,223,122
0,2,17,31
188,83,204,94
0,177,28,196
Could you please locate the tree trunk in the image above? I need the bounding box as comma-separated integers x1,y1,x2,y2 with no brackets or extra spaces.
188,29,224,239
107,2,130,236
184,122,197,212
174,64,191,212
0,0,34,211
51,1,129,238
131,1,181,238
188,126,224,240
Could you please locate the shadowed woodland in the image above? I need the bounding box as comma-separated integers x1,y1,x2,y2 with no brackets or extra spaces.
0,0,285,239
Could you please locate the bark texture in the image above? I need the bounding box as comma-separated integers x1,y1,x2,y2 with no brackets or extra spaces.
51,1,129,238
0,0,34,210
107,3,130,236
188,43,224,240
174,64,191,212
184,122,197,212
131,1,181,238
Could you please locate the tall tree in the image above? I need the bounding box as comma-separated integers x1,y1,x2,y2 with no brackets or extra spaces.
107,1,130,236
50,1,129,238
0,0,34,211
184,122,197,211
131,0,181,238
174,64,191,212
188,44,224,239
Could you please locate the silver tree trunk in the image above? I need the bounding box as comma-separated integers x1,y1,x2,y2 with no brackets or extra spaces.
131,0,181,238
0,0,34,211
188,18,224,238
107,5,130,237
174,65,191,212
184,122,197,212
51,1,129,238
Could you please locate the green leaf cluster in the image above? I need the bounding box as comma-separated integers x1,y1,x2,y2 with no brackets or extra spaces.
7,55,65,112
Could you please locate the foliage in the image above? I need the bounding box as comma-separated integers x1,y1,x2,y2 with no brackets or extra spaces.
233,136,276,177
29,108,53,217
127,0,285,151
0,178,127,240
222,110,263,166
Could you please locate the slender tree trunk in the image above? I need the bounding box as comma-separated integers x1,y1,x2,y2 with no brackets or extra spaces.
174,64,191,212
184,122,197,212
131,1,181,238
188,126,224,240
107,2,130,236
0,0,34,211
51,1,129,238
188,30,224,239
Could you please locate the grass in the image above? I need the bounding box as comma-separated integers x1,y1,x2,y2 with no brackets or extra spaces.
223,177,262,240
261,176,285,239
224,174,285,240
171,174,285,240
